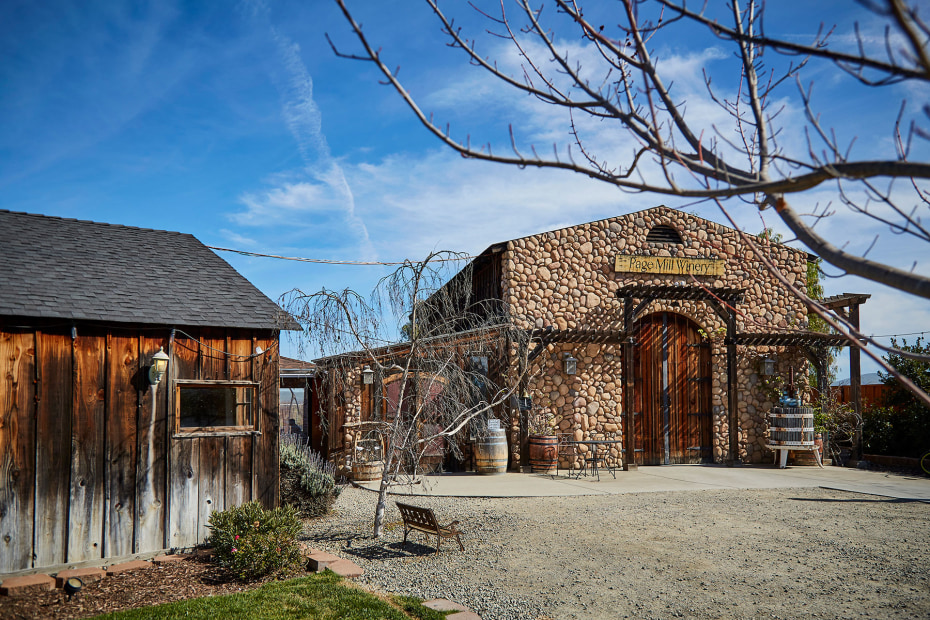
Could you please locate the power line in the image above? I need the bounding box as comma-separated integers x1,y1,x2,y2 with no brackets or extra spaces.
868,330,929,338
207,245,475,266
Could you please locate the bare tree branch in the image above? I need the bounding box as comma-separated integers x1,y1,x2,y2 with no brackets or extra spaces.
283,251,533,537
329,0,930,405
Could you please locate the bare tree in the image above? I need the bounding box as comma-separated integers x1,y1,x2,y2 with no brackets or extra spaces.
282,251,531,537
329,0,930,406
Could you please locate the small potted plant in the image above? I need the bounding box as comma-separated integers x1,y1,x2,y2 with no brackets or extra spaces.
527,404,559,473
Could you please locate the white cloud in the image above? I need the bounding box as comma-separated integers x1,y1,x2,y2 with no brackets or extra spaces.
218,228,258,247
234,179,345,225
348,151,616,255
232,1,374,258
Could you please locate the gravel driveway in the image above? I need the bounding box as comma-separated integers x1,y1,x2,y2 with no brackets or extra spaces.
303,485,929,620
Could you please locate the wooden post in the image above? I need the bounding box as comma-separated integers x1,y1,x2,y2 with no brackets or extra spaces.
623,297,638,471
516,335,528,471
815,351,829,460
849,303,863,460
726,309,740,465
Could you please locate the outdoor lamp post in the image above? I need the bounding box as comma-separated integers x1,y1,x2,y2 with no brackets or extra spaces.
563,352,578,375
762,357,776,376
148,347,169,386
361,365,374,385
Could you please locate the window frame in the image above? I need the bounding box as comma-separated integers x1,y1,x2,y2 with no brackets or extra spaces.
173,379,261,436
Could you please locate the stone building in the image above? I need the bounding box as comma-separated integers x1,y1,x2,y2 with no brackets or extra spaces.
320,206,854,471
497,205,826,468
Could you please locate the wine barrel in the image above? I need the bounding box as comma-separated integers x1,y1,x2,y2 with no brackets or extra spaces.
474,428,508,474
528,435,559,473
768,407,815,446
352,460,384,482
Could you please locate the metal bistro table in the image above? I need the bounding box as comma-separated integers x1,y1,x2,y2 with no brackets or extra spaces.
569,440,625,481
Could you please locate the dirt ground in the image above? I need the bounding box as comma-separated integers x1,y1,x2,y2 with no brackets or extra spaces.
2,484,928,619
305,485,930,620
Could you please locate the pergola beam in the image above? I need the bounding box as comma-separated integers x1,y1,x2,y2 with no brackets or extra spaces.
517,286,866,467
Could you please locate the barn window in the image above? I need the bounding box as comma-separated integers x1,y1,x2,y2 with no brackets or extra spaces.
175,381,258,433
646,224,683,245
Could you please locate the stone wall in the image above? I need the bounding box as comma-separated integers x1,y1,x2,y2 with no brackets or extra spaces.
503,206,812,465
526,341,624,470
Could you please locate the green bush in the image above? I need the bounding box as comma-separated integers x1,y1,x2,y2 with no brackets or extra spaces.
280,435,341,518
862,337,930,458
863,404,930,458
206,501,303,580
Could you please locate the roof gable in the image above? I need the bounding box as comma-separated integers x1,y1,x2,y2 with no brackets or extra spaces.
0,210,298,330
470,205,811,263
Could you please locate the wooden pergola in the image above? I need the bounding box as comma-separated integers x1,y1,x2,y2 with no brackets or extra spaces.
821,293,872,458
522,286,864,468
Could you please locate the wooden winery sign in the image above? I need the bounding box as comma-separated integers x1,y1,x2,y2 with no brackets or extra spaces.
614,254,724,276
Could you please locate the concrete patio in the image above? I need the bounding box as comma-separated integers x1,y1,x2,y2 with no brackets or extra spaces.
358,463,930,502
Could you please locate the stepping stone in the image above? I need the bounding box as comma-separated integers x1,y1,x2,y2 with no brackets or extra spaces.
152,554,188,565
424,599,470,612
106,560,153,575
297,542,321,556
447,612,481,620
55,568,106,588
0,574,56,596
326,559,364,578
306,551,342,572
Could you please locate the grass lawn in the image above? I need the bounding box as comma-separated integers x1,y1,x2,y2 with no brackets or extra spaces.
93,570,451,620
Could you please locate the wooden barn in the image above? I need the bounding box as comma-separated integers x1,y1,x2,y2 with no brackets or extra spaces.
0,210,297,576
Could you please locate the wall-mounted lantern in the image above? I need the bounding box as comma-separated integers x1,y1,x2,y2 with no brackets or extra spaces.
563,352,578,375
761,357,776,376
361,365,375,385
149,347,169,386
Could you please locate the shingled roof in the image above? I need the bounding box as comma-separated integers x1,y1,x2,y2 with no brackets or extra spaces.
0,210,299,330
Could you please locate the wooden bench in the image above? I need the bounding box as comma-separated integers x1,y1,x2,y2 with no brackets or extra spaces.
395,502,465,554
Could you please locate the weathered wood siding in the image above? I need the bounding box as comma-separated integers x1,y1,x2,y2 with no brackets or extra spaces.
0,330,36,573
0,323,279,575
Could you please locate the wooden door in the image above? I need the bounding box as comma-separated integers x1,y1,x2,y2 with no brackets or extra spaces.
633,313,712,465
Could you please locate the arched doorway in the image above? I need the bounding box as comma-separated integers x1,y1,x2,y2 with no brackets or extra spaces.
632,312,712,465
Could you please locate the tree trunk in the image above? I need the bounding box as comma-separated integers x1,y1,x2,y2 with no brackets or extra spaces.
372,435,398,538
373,475,388,538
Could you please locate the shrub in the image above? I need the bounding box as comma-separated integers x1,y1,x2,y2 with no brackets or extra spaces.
862,337,930,458
812,398,859,462
207,501,303,580
280,434,342,518
863,404,930,458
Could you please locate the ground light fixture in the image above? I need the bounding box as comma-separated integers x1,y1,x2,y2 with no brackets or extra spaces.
149,347,169,386
563,352,578,375
361,365,374,385
63,577,83,597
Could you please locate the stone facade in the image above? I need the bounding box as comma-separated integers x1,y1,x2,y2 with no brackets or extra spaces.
323,205,816,470
501,206,812,466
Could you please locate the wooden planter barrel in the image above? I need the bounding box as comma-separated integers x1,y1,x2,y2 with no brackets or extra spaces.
528,435,559,473
474,429,508,475
352,460,384,482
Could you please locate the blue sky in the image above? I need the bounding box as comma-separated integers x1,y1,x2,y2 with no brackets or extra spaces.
1,1,926,379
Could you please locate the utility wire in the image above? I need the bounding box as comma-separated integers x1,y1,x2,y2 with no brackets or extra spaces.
868,330,929,338
207,245,475,266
